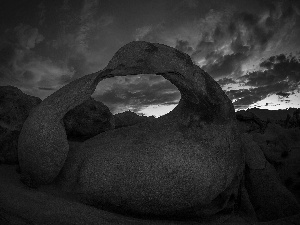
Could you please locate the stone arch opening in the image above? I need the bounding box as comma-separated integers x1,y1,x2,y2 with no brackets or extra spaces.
93,74,181,118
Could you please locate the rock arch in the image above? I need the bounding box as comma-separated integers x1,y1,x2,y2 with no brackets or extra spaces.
18,41,243,219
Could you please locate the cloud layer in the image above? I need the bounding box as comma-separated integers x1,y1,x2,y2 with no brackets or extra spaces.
0,0,299,115
224,54,300,109
93,75,180,114
0,23,75,98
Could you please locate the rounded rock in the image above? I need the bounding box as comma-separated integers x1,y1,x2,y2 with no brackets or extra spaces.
63,97,114,141
18,41,245,221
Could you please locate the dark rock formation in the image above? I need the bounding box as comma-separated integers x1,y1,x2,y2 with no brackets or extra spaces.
236,108,300,206
245,161,300,221
245,108,297,121
251,123,300,203
241,108,300,128
242,133,300,221
0,127,20,164
236,110,266,133
288,109,300,128
114,111,155,129
18,41,243,222
0,86,41,164
63,97,114,141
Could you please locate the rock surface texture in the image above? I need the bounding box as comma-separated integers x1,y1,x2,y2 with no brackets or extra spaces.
63,97,114,141
236,110,266,133
1,41,296,225
288,108,300,128
0,86,41,164
242,133,300,221
18,41,244,222
237,108,300,205
114,110,155,129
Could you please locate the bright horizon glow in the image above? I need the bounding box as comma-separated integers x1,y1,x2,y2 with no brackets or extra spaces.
246,92,300,110
137,104,178,117
132,91,300,117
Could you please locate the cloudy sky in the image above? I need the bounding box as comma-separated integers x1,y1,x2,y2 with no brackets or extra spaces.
0,0,299,117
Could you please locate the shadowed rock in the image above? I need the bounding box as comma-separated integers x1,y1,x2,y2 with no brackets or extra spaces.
288,109,300,128
0,86,41,164
63,97,114,142
251,122,300,204
236,110,266,134
18,41,244,221
114,111,155,129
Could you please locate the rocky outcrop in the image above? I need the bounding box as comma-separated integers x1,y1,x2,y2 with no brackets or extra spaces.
0,127,20,164
240,108,300,128
0,86,41,164
245,161,300,221
18,41,243,222
236,110,266,133
242,134,300,221
114,111,155,129
237,108,300,205
251,123,300,203
63,97,114,141
286,109,300,128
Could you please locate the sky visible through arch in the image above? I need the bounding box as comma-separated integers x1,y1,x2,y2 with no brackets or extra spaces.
0,0,299,117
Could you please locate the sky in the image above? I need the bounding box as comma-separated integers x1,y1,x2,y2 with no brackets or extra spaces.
0,0,300,117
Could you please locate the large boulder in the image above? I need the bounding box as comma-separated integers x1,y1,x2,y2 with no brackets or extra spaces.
242,134,300,221
18,41,244,222
63,97,114,141
245,160,300,221
0,86,41,164
251,123,300,203
114,111,155,129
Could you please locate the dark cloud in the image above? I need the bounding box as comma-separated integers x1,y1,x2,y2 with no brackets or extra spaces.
93,75,180,114
0,24,43,84
22,71,36,81
202,52,247,78
38,87,56,91
7,23,44,50
38,1,46,26
226,52,300,109
216,10,272,69
230,34,251,54
0,24,44,72
187,0,300,79
243,54,300,86
1,0,299,113
175,40,193,54
0,23,76,93
276,91,290,98
226,81,291,109
236,12,274,49
217,77,236,86
0,42,15,67
66,53,89,79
